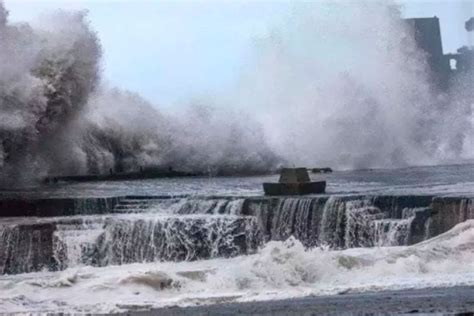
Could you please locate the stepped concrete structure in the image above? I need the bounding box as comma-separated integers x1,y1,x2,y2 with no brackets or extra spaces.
0,194,473,274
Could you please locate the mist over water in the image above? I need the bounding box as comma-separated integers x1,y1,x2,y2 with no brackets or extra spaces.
238,2,473,169
81,89,278,176
0,1,472,186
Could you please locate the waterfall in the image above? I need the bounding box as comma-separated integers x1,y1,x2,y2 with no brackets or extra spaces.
53,220,105,269
317,197,344,248
0,223,56,274
50,214,262,269
345,205,385,248
371,208,417,246
114,197,246,215
2,195,471,275
97,215,261,265
270,198,313,242
247,197,329,247
170,198,245,215
246,196,435,249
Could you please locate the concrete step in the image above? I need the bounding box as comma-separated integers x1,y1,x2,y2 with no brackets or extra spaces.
114,205,150,210
119,199,152,204
112,208,151,213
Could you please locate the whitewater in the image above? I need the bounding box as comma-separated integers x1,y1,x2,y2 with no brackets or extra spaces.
0,219,472,313
0,164,473,314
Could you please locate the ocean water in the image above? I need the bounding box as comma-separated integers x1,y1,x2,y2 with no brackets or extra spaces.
0,164,473,314
2,163,474,199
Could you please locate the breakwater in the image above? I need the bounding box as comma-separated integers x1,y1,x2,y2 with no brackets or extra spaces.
0,194,472,274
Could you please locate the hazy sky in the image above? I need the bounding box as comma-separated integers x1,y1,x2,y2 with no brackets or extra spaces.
5,0,474,107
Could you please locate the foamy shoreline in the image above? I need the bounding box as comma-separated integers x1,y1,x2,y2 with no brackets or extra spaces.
1,220,473,314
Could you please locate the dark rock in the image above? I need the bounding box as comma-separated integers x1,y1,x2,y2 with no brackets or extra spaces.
311,167,333,173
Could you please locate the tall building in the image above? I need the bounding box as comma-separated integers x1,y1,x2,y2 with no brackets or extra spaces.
448,17,474,74
405,17,451,89
405,17,473,90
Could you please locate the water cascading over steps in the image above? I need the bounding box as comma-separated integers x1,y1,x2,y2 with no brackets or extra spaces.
0,195,472,274
0,222,57,274
52,215,261,270
244,196,434,248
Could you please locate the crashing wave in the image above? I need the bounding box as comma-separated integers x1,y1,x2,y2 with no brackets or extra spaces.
0,3,280,186
0,5,101,185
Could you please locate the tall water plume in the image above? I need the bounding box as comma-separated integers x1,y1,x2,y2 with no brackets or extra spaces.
236,1,473,169
0,3,101,185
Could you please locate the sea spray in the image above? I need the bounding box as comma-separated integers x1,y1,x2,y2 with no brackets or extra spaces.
80,90,280,176
0,2,280,186
0,3,101,184
235,1,473,169
0,1,472,185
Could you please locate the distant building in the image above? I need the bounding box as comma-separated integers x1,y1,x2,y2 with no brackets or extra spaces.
405,17,450,85
446,46,474,74
447,17,474,76
404,16,473,90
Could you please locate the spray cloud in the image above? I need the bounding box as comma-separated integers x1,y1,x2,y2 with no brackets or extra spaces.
0,0,279,186
236,1,473,169
0,1,472,186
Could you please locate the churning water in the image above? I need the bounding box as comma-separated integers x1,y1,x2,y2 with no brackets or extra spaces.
0,164,473,313
0,219,473,313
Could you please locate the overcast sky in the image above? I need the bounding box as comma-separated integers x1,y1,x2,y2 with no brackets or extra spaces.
5,0,474,107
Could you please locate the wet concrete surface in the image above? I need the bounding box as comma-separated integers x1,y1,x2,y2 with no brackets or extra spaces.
117,286,474,316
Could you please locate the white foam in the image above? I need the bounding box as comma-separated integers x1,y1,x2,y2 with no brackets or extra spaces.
1,220,473,313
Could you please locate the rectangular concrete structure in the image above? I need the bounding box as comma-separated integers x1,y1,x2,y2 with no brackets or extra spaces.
278,168,311,183
264,168,326,195
263,181,326,195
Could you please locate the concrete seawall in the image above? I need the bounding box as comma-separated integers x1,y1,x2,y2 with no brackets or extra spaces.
0,194,473,275
429,197,474,237
0,197,122,217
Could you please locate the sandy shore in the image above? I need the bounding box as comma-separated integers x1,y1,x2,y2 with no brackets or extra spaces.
116,286,474,316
